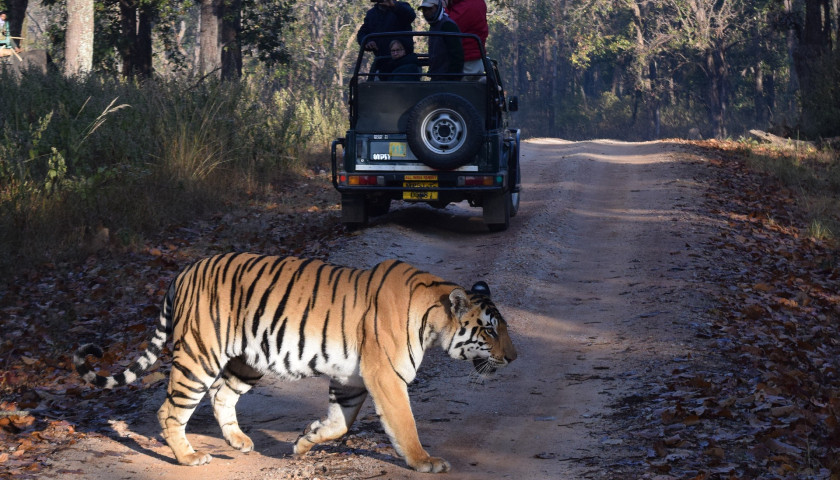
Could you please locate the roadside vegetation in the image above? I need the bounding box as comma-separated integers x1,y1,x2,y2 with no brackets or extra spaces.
0,69,344,278
706,137,840,244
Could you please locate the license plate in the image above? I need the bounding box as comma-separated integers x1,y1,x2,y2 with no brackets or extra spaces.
403,190,439,201
389,142,407,157
403,179,438,201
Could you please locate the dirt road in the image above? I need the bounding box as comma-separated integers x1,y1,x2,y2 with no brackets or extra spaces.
46,139,718,479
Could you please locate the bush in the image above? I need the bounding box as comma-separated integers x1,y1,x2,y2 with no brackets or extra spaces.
0,69,345,275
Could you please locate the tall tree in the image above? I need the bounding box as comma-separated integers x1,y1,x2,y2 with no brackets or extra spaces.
220,0,241,80
65,0,94,75
118,0,153,77
198,0,221,77
667,0,749,138
793,0,837,136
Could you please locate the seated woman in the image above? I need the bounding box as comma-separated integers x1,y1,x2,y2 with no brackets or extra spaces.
380,39,420,81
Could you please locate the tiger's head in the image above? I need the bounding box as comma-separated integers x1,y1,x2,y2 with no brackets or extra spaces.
446,282,517,376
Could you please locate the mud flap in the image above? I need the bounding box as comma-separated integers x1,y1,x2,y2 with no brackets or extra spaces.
341,195,368,226
483,191,510,231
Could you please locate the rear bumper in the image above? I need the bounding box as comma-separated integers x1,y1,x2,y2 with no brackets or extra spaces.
331,137,507,198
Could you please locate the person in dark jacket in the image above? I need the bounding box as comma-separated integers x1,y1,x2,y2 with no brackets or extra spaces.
357,0,416,76
418,0,463,81
380,39,421,81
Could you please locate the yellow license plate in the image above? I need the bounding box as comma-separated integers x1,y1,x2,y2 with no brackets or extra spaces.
403,191,439,201
389,142,407,157
403,180,438,201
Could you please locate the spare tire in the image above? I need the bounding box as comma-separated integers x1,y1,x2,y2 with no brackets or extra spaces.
406,93,484,170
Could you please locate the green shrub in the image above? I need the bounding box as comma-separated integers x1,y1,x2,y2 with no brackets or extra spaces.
0,69,345,276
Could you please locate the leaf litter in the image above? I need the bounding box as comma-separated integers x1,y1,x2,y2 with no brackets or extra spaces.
603,141,839,479
1,149,839,479
0,173,345,478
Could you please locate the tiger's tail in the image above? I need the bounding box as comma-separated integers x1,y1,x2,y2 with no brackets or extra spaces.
74,280,176,389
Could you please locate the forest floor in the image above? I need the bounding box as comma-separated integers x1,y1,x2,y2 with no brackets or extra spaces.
1,139,838,479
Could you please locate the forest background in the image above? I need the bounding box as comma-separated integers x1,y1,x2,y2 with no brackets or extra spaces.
0,0,839,275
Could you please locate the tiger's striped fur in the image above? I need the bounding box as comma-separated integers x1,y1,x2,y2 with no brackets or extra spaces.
74,253,516,473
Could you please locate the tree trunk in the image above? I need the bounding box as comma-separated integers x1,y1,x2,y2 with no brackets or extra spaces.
754,61,766,126
136,6,152,77
705,45,729,139
766,71,776,124
65,0,94,76
199,0,221,77
629,0,649,131
220,0,242,81
649,59,660,139
717,47,728,138
119,1,152,78
119,0,137,77
335,22,359,89
793,0,831,135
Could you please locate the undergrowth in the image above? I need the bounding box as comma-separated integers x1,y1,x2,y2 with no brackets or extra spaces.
0,70,345,278
734,139,840,242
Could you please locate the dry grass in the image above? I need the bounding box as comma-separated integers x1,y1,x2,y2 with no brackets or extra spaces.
721,138,840,242
0,71,345,277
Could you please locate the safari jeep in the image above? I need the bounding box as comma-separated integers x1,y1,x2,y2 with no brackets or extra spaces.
331,31,521,231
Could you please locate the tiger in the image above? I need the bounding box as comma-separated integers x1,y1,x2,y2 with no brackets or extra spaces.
74,252,517,473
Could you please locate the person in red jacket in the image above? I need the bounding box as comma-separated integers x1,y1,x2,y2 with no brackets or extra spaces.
445,0,488,78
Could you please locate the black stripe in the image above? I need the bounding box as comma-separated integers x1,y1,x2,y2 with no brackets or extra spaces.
128,361,148,375
168,400,201,410
321,310,330,362
229,260,244,328
175,380,207,394
341,298,348,358
294,259,319,359
245,260,270,317
275,318,288,360
261,332,271,358
252,258,289,338
371,261,405,345
172,360,205,385
197,348,218,379
387,356,409,385
221,253,242,282
237,284,249,354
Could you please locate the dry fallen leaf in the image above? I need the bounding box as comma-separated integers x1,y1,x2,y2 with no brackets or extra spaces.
141,371,166,386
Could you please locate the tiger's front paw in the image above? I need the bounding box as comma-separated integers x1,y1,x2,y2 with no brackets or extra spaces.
177,451,212,466
408,455,450,473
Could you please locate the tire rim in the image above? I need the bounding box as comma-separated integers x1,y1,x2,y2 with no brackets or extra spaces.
421,108,467,154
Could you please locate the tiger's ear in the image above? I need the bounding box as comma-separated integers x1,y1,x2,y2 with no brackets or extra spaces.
449,288,471,319
470,281,491,298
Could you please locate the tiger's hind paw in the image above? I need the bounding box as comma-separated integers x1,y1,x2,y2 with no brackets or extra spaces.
225,431,254,453
292,435,315,456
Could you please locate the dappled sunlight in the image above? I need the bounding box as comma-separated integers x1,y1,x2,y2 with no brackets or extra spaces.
573,207,684,222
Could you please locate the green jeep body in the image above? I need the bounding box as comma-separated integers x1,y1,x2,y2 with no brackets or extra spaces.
331,31,520,231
